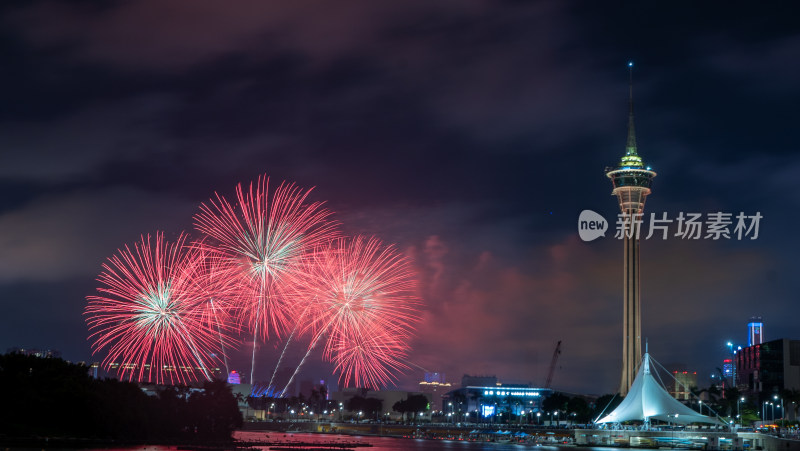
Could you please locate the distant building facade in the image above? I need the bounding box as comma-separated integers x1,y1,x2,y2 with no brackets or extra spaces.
722,359,734,379
736,338,800,402
228,370,242,384
424,372,446,383
670,370,697,401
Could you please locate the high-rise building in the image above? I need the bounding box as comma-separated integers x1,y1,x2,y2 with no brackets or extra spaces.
670,371,698,401
606,63,657,396
748,317,764,347
735,338,800,406
722,358,734,379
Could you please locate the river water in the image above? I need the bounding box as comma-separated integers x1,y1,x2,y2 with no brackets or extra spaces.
232,431,631,451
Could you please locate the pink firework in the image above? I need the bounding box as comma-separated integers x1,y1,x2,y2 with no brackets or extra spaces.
193,176,337,342
303,236,421,389
85,233,233,384
179,242,242,372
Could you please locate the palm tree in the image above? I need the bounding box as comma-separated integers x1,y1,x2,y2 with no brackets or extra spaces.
779,389,800,422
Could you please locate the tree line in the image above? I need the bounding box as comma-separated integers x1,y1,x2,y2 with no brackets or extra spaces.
0,353,242,443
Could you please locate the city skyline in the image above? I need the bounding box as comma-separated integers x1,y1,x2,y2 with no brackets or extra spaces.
1,2,799,394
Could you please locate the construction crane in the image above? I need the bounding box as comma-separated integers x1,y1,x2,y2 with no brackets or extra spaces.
544,340,562,389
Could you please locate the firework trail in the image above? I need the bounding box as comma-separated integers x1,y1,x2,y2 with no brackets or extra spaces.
85,233,233,384
193,175,337,383
266,303,312,395
284,236,421,391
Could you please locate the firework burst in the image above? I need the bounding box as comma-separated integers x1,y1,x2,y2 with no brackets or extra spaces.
85,232,233,384
194,176,337,340
301,236,421,389
193,176,337,382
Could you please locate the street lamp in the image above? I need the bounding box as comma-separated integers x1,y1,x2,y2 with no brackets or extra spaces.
699,400,703,415
738,397,744,426
774,395,783,422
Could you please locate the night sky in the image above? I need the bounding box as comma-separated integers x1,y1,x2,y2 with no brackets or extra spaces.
1,1,799,395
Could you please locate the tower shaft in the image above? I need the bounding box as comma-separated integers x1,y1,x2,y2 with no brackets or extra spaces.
607,63,655,396
617,196,647,396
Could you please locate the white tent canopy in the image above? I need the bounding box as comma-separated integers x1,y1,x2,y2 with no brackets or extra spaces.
596,353,723,425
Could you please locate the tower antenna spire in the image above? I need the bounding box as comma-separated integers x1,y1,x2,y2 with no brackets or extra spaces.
626,61,637,157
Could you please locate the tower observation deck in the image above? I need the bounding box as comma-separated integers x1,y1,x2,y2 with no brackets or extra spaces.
606,63,656,396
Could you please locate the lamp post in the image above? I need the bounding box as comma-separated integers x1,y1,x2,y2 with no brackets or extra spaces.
537,412,541,426
738,397,744,426
699,400,703,415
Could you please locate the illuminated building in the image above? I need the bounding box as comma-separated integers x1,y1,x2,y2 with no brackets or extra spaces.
228,370,241,384
722,359,733,379
443,385,552,420
425,372,446,383
748,317,764,347
735,338,800,403
606,63,656,396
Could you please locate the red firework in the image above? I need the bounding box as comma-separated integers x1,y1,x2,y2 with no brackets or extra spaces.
180,242,240,335
303,236,421,389
85,233,233,384
193,176,337,341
